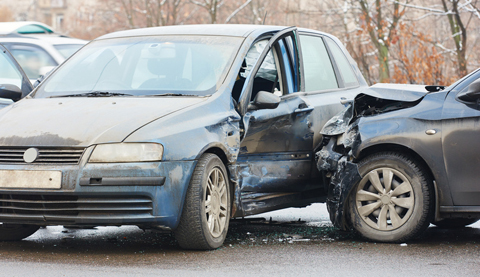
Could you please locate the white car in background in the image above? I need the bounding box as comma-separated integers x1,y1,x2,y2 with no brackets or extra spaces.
0,21,87,83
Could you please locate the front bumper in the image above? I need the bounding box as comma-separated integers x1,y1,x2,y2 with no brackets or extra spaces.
0,160,196,229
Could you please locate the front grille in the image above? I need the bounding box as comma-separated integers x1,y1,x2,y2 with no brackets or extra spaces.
0,147,85,164
0,194,153,217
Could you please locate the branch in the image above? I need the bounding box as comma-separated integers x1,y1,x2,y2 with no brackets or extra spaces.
389,0,444,13
225,0,252,23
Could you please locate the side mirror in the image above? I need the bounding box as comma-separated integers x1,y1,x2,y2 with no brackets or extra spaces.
0,84,22,102
249,90,281,110
457,79,480,103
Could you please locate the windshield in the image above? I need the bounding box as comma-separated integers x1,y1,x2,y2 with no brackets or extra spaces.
53,44,85,59
35,35,243,98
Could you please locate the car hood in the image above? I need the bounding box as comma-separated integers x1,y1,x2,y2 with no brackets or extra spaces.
0,97,207,147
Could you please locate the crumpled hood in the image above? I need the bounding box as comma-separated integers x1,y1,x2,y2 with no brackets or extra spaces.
321,84,434,136
367,83,432,102
0,97,206,147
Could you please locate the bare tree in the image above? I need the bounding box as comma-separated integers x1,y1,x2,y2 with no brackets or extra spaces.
357,0,407,82
440,0,472,76
190,0,225,23
392,0,479,77
120,0,136,28
145,0,185,26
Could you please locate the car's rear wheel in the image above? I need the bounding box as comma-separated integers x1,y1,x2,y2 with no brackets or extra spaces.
174,153,230,250
0,223,39,241
347,152,433,242
433,218,479,229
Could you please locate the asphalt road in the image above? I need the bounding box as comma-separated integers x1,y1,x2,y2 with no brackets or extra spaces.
1,204,479,276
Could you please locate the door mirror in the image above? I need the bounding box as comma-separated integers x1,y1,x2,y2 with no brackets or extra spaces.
457,79,480,103
0,84,23,102
249,90,281,110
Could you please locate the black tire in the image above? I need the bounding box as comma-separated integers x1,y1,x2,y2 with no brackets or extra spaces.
433,218,479,229
347,152,434,242
174,153,230,250
0,223,39,241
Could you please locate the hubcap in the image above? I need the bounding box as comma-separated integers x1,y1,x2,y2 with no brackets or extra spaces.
205,167,228,238
355,168,414,231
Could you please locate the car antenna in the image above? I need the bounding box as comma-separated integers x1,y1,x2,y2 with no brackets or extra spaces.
263,12,267,25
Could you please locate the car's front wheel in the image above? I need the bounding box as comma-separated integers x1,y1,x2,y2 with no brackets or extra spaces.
0,223,39,241
174,153,230,250
347,152,433,242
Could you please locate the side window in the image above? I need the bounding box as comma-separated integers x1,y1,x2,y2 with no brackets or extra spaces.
324,37,359,88
299,35,338,92
232,40,283,102
8,45,57,80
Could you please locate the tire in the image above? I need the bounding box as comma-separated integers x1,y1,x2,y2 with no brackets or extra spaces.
0,223,39,241
347,152,433,242
174,153,230,250
433,218,479,229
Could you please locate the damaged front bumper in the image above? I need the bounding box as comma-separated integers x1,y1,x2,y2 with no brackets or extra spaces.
316,136,361,229
0,160,196,229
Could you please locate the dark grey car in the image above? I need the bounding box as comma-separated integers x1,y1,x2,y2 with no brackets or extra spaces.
317,68,480,242
0,24,372,250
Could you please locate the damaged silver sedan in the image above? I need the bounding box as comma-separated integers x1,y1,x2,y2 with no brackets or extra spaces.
317,69,480,242
0,25,370,249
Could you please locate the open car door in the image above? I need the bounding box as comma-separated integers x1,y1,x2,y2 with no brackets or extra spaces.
0,44,33,108
234,27,320,216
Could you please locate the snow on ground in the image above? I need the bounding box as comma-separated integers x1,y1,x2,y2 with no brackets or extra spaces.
251,203,480,228
247,203,331,227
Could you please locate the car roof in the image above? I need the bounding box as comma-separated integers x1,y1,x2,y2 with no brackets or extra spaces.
97,24,291,40
0,35,87,45
0,21,87,46
25,35,87,45
0,21,55,35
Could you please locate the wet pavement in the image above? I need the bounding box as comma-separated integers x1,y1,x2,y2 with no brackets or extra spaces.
1,204,479,276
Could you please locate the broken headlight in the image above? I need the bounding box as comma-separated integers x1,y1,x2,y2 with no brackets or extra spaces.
89,143,164,163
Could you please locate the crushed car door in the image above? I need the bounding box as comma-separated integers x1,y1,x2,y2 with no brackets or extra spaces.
0,44,33,108
235,28,316,215
442,73,480,206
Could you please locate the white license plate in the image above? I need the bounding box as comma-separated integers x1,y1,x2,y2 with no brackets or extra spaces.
0,170,62,189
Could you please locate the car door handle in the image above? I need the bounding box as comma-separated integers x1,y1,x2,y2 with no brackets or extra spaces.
294,106,314,114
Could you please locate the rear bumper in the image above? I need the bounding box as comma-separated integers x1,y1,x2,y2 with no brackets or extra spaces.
0,160,197,229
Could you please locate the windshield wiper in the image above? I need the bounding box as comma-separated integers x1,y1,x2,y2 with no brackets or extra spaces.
143,93,201,97
50,91,133,98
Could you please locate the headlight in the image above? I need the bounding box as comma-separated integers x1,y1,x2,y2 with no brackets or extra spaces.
89,143,163,163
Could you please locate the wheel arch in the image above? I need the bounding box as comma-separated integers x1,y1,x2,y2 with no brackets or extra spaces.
197,145,236,217
356,143,434,182
196,143,233,165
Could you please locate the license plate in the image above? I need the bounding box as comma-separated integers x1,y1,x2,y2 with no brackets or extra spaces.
0,170,62,189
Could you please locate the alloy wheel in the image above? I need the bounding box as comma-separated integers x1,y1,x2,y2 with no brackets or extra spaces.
355,167,415,231
205,167,228,238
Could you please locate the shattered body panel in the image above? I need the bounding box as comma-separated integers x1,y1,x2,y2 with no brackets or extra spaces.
317,68,480,229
